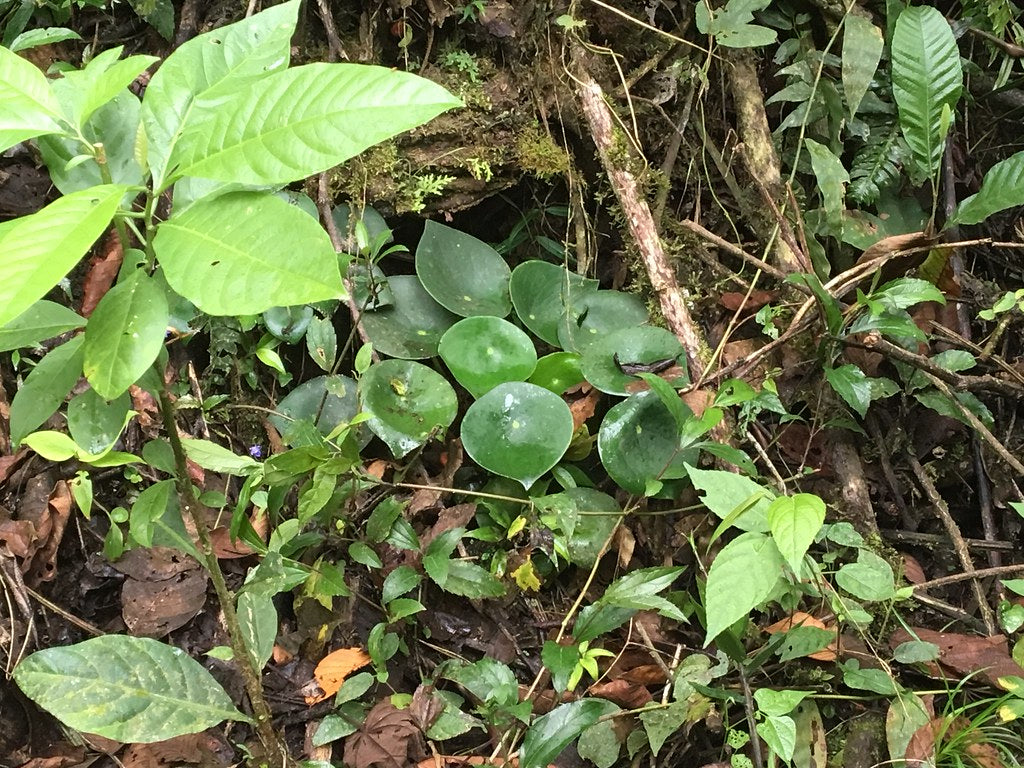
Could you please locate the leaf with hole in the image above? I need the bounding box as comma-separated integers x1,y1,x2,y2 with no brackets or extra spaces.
13,635,247,742
154,191,344,315
416,221,511,317
360,359,458,458
439,316,537,397
461,382,573,489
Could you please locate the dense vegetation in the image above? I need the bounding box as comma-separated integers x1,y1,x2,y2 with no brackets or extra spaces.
2,1,1024,767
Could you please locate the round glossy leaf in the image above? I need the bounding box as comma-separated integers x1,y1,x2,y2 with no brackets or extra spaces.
269,375,365,446
68,388,131,455
438,317,537,398
581,326,687,395
529,352,584,394
361,275,459,359
361,359,457,458
461,382,573,489
598,390,696,495
263,305,313,343
416,220,511,317
563,488,622,566
509,261,598,346
557,290,649,351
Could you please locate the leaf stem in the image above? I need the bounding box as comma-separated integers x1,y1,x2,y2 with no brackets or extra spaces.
158,383,292,767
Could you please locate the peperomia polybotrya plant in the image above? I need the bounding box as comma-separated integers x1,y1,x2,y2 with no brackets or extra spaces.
3,0,458,761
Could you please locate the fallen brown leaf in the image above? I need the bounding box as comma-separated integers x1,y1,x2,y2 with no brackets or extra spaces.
305,647,372,705
344,699,421,768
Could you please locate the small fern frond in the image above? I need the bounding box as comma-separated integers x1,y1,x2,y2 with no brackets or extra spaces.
849,119,907,206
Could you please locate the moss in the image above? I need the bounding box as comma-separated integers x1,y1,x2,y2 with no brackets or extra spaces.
514,125,569,179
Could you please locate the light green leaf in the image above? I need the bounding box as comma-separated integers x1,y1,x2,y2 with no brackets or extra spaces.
13,635,247,742
10,336,84,446
766,494,826,573
757,715,797,761
181,438,261,476
640,702,688,756
520,699,619,768
686,465,774,532
68,389,132,455
154,192,344,315
891,5,963,176
170,63,461,186
9,28,82,53
704,532,785,644
953,150,1024,225
842,15,883,117
0,44,64,151
0,301,84,352
237,591,276,670
84,270,169,399
836,549,897,601
54,47,157,129
142,0,299,186
805,139,849,225
0,185,126,328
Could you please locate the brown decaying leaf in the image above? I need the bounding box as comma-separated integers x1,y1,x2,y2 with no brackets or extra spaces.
210,512,267,559
900,554,927,585
344,698,421,768
891,628,1024,687
718,290,777,312
115,548,208,638
121,732,232,768
905,716,1005,768
420,503,476,549
567,386,600,430
80,229,123,317
765,611,838,661
0,479,73,585
588,678,652,708
415,758,524,768
304,647,372,705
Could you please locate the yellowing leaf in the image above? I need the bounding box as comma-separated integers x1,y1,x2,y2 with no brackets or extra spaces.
513,559,541,592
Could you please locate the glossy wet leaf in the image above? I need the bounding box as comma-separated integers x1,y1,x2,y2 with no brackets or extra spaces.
156,192,344,316
438,316,537,397
0,300,84,352
13,635,247,742
509,260,597,345
361,275,459,359
68,389,131,455
529,352,584,394
461,382,573,489
581,326,686,395
598,391,695,495
520,699,619,768
263,305,313,344
558,290,649,351
416,220,511,317
83,269,169,399
268,375,362,445
360,359,458,458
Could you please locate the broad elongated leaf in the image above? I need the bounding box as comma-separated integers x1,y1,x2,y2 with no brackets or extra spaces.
0,44,64,152
141,0,299,186
842,15,883,117
416,221,511,318
0,185,125,328
13,635,247,742
520,699,619,768
891,6,962,176
766,494,826,573
704,531,785,644
170,63,461,185
84,270,169,399
154,191,344,315
0,301,84,352
953,150,1024,225
52,46,156,129
10,336,84,446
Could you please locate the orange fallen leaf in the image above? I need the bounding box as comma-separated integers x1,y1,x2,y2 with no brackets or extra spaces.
304,647,372,704
765,611,837,661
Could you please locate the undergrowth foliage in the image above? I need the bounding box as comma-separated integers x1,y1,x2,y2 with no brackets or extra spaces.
3,1,1024,767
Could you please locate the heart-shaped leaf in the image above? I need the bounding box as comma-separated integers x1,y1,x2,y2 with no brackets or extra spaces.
361,275,459,359
581,326,686,395
439,316,537,398
361,360,458,458
598,390,695,495
461,382,573,489
415,221,511,317
509,260,597,345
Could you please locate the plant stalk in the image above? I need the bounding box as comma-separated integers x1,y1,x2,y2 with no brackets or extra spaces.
158,386,292,767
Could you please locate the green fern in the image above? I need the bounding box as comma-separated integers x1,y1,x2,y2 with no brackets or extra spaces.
849,119,908,206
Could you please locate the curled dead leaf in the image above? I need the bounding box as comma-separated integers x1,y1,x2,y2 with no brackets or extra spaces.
304,647,372,705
